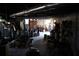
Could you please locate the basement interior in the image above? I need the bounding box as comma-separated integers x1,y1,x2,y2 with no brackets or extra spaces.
0,3,79,56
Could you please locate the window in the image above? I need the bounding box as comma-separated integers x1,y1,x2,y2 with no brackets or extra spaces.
25,19,29,24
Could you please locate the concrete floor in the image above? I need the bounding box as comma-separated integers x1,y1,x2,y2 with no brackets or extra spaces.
31,32,50,56
31,32,74,56
6,31,73,56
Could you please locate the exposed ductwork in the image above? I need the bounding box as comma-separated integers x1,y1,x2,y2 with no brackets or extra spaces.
10,3,60,17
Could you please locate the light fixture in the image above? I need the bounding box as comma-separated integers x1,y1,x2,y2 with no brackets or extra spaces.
30,19,32,21
54,20,56,22
8,22,10,24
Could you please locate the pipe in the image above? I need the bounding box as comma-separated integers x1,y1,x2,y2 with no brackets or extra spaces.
10,3,59,17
